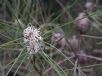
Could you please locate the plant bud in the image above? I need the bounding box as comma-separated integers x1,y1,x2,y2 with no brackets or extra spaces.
68,35,80,51
77,50,88,64
75,12,91,34
51,32,66,50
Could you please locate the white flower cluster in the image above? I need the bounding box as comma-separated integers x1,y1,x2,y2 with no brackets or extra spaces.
23,25,44,55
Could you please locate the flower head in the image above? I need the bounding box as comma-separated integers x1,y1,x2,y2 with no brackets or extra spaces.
23,25,44,55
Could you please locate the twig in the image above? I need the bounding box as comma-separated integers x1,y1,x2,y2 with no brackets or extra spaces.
31,55,43,76
77,54,102,61
43,56,74,74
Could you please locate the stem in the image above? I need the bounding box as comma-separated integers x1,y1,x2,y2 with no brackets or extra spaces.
31,55,43,76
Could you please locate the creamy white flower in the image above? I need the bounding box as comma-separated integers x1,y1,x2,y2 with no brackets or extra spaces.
23,25,44,55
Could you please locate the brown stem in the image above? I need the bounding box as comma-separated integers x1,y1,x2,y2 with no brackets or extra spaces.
31,55,43,76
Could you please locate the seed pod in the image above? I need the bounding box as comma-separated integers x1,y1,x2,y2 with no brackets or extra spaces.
51,31,66,50
77,50,88,65
68,35,80,51
75,12,91,34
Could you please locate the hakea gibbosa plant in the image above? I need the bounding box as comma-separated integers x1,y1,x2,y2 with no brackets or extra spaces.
23,24,44,55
